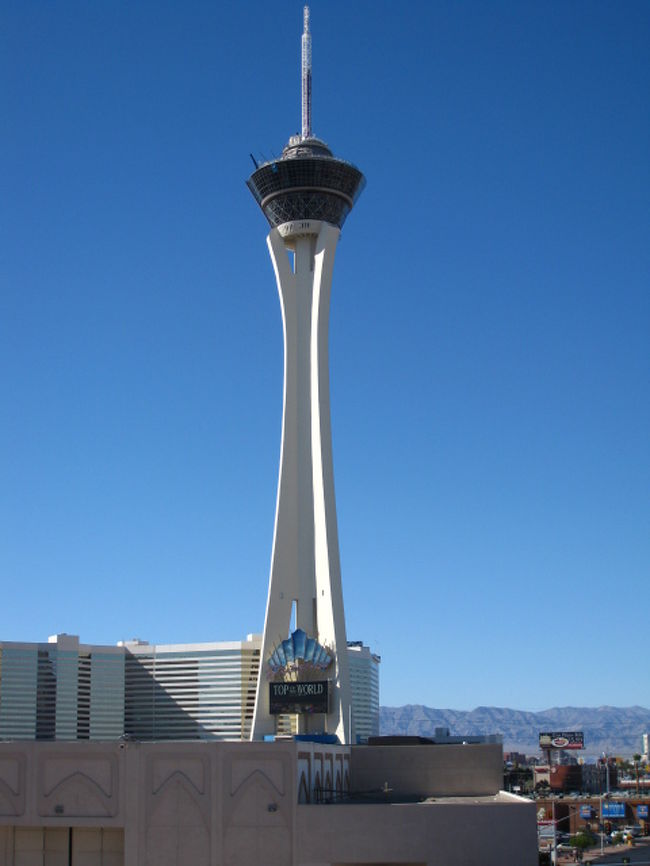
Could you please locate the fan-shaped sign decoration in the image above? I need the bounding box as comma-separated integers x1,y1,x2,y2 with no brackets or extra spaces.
267,628,333,674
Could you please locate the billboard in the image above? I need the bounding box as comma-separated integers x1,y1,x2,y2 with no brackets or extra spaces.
638,805,649,819
269,680,329,715
539,731,584,750
580,805,593,819
602,802,625,818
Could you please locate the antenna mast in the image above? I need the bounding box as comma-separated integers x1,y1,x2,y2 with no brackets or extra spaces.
301,5,312,139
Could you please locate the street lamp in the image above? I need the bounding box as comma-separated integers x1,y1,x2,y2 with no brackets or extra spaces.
599,753,611,857
543,801,585,865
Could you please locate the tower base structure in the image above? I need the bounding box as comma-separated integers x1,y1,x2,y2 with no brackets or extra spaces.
251,220,351,744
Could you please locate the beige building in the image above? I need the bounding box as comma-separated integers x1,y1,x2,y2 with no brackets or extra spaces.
0,739,536,866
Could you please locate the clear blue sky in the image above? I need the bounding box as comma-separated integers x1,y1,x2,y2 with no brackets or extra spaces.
2,1,648,712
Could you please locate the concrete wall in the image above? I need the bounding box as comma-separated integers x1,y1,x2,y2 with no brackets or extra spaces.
297,795,537,866
350,743,504,798
0,741,535,866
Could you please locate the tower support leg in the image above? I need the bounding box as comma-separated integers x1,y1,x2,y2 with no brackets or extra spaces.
251,220,351,744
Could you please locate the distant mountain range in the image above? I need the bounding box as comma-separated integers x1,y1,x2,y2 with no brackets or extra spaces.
379,705,650,758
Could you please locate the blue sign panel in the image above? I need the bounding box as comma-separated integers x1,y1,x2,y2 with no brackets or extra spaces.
580,805,593,819
638,805,649,819
602,802,625,818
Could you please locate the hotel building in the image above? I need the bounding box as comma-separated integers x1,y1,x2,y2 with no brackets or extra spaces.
0,634,124,742
0,633,379,743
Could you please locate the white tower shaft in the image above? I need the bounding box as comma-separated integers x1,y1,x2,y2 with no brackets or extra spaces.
251,221,351,743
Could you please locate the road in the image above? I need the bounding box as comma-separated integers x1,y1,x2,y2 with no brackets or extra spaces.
574,840,650,866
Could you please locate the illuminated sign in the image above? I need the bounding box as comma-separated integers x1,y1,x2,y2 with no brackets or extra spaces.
269,680,329,715
580,805,593,819
539,731,584,750
602,802,625,818
638,805,649,819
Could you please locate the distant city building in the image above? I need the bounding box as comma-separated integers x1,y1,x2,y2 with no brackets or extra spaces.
549,763,582,792
372,729,502,747
580,763,601,794
0,633,379,743
430,727,502,745
0,634,124,741
504,751,529,765
533,763,583,793
573,761,621,795
346,641,380,743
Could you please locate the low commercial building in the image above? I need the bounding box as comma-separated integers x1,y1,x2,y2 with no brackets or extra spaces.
0,739,536,866
535,796,650,837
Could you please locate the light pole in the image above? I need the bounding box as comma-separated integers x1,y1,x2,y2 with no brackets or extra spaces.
598,752,611,856
545,801,584,864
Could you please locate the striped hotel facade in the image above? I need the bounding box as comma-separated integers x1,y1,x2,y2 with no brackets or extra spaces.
123,637,260,741
0,633,379,744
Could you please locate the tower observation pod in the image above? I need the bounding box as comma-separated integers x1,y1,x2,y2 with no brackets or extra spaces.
247,6,365,744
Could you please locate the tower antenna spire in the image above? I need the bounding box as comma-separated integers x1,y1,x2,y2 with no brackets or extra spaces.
301,5,312,140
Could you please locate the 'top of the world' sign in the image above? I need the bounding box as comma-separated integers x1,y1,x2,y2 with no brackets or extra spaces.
269,681,329,715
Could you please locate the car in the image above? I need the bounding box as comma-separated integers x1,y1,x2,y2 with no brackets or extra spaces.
623,826,642,838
